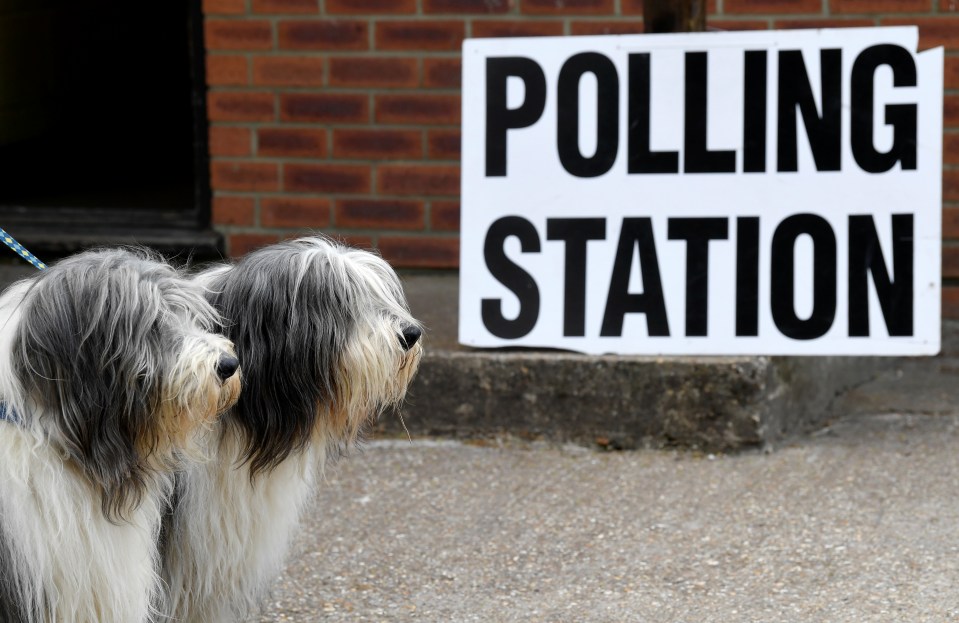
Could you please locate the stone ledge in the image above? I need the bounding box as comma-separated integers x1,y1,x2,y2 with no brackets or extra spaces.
380,350,890,451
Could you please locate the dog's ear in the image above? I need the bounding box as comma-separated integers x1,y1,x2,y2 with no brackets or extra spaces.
13,253,164,520
211,244,347,476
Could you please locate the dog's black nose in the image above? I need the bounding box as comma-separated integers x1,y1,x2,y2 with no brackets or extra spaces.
400,326,421,351
216,355,239,381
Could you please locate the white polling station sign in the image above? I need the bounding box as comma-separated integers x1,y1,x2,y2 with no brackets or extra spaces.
458,27,943,356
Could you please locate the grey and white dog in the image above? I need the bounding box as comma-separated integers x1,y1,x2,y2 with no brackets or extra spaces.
0,248,241,623
160,236,423,622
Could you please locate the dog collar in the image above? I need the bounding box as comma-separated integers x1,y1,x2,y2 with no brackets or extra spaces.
0,403,21,425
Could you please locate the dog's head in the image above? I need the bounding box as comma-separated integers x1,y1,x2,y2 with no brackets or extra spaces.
205,236,422,475
6,248,241,519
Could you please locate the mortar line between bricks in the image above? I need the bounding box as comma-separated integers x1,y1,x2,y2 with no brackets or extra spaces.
328,201,337,227
274,159,464,166
236,222,459,240
225,86,464,94
237,226,403,242
221,191,451,200
253,194,263,228
755,12,949,20
423,202,433,233
251,130,459,143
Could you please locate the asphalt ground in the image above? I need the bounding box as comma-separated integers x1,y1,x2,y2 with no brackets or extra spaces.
253,413,959,623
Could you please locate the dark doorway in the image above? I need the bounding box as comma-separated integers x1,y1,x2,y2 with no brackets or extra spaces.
0,0,219,259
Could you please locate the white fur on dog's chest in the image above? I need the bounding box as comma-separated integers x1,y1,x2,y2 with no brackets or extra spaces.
164,431,324,622
0,427,163,623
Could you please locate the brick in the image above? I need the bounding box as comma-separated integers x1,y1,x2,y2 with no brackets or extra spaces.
329,57,419,88
424,0,512,13
336,199,425,230
944,205,959,238
707,19,771,30
726,0,820,13
664,0,719,13
944,286,959,320
278,19,368,50
831,0,930,13
945,245,959,278
285,163,371,193
947,95,959,128
375,94,460,125
203,0,246,15
378,164,460,196
333,234,376,249
229,234,282,257
430,200,460,231
258,127,327,157
252,56,325,86
333,129,423,159
280,93,369,122
621,0,716,13
945,169,959,202
774,18,876,29
252,0,318,13
205,20,274,51
947,55,959,90
427,129,460,160
207,92,275,121
326,0,416,13
261,197,332,227
211,161,280,191
378,236,459,268
206,55,248,85
571,21,644,35
423,58,461,88
522,0,613,14
632,0,719,16
946,133,959,165
471,20,564,38
375,20,465,51
209,126,252,156
881,17,959,49
212,196,256,226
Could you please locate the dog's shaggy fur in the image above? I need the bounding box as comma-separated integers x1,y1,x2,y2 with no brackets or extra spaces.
160,236,423,622
0,248,241,623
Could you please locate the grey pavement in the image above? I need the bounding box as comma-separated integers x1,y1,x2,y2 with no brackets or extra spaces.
256,414,959,623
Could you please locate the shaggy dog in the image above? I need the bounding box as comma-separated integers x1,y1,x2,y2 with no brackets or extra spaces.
0,248,241,623
160,236,423,622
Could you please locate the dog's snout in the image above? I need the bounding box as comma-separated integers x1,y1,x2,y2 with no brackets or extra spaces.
216,354,240,381
400,326,421,351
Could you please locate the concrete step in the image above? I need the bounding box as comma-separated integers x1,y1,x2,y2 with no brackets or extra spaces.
382,272,953,451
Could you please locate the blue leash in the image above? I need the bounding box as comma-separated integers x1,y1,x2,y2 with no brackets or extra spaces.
0,228,45,270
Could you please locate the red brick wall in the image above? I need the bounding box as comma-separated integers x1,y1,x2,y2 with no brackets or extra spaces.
202,0,959,314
